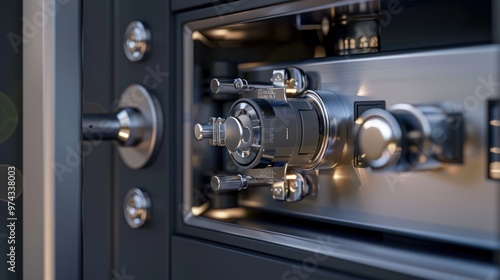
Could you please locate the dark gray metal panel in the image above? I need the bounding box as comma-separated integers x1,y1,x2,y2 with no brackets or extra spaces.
171,0,291,13
82,0,114,279
54,0,83,278
495,0,500,44
171,236,362,280
0,0,23,169
0,0,23,280
114,0,172,279
380,0,491,51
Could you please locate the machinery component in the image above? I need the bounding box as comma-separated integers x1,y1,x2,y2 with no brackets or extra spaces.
270,67,308,96
123,21,151,62
194,68,347,202
196,90,347,170
209,78,252,95
83,108,145,146
123,188,151,229
329,2,380,55
210,67,308,96
354,104,464,171
211,174,252,192
195,68,465,202
210,168,310,203
292,2,380,57
83,84,164,169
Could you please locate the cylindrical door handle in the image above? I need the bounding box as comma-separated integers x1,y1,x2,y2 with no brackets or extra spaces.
82,84,163,169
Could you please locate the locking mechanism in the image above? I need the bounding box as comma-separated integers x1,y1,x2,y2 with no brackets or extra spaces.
83,84,163,169
194,67,348,202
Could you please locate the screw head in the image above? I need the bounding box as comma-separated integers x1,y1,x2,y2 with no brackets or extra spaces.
123,21,151,62
124,188,151,229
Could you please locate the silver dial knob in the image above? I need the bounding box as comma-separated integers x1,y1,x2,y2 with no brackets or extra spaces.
355,104,464,171
355,108,403,169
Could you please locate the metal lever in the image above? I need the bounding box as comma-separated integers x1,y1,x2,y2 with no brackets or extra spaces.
271,67,308,96
210,78,249,94
211,175,250,192
210,171,309,203
194,116,250,154
194,117,226,146
83,108,145,146
210,78,274,95
82,84,163,169
210,67,308,97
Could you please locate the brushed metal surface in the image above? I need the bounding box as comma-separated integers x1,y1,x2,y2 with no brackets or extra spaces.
237,45,500,247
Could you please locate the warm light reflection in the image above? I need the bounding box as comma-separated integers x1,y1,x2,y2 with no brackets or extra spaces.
490,147,500,154
191,203,209,216
204,207,247,220
238,62,267,70
191,31,202,40
118,131,130,139
489,162,500,179
490,161,500,173
331,169,349,181
387,143,397,154
490,120,500,126
314,46,326,58
209,29,230,37
191,31,215,47
357,84,368,96
205,29,246,40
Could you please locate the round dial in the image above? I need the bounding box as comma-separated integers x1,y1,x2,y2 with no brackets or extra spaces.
355,108,403,169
